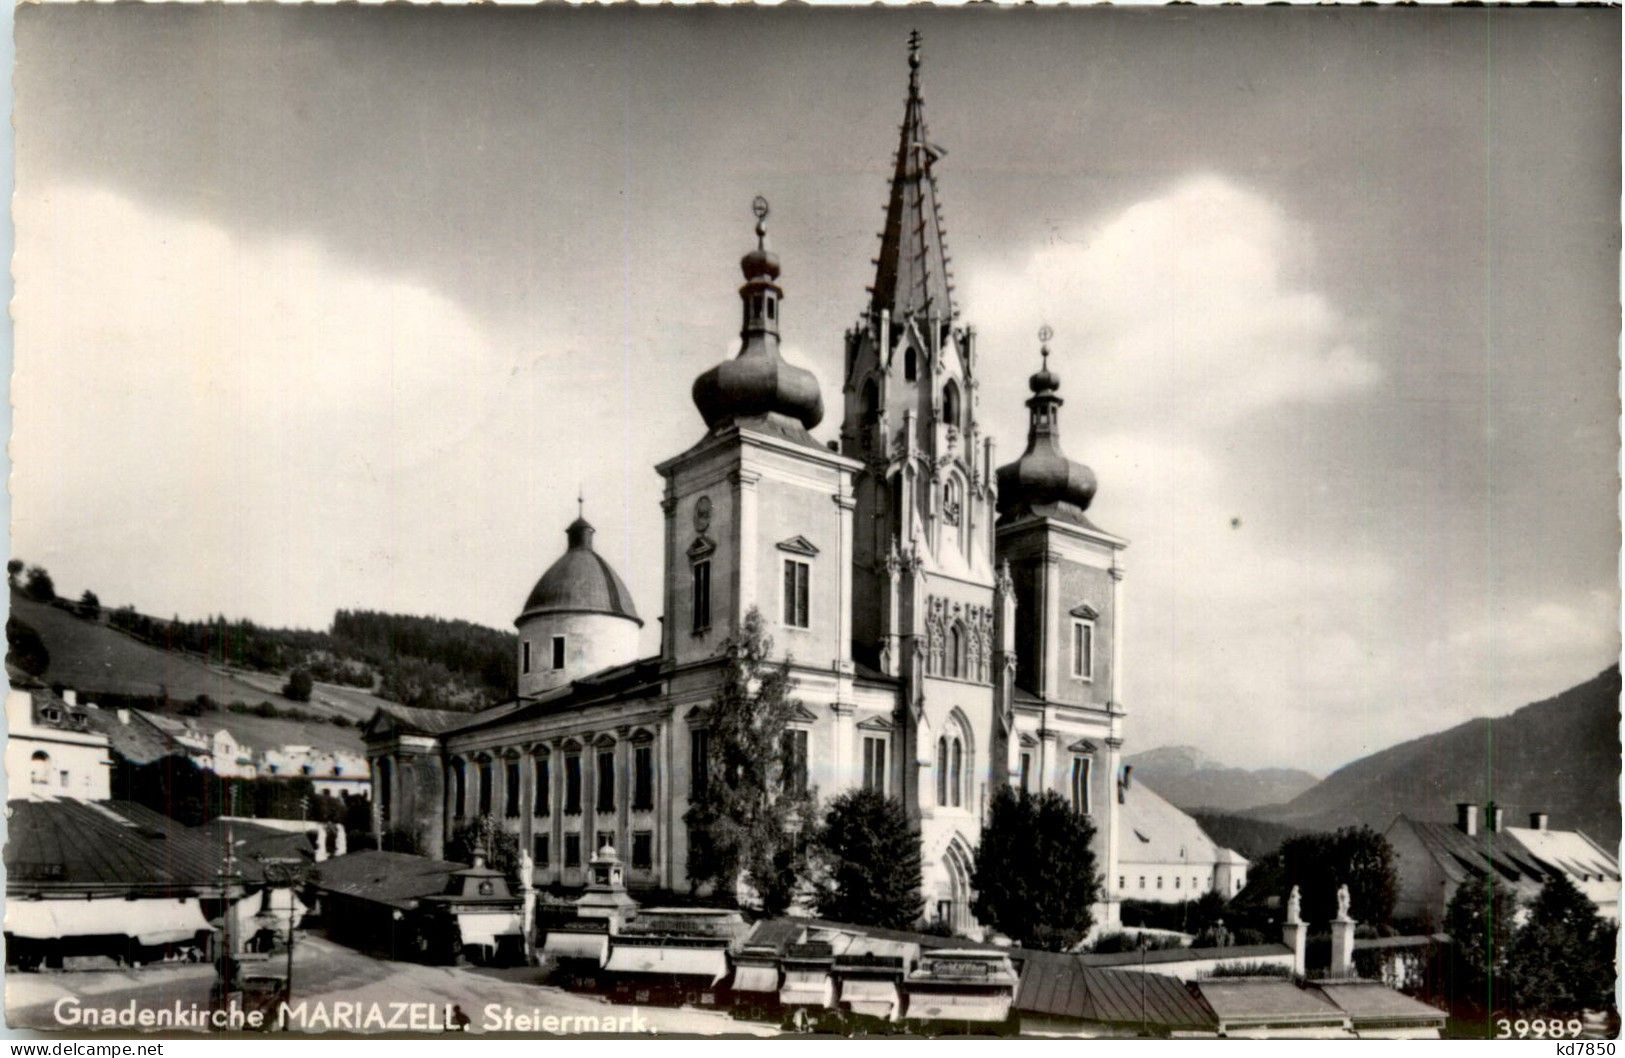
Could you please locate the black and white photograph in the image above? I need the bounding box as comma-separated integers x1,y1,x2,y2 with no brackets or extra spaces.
4,3,1620,1042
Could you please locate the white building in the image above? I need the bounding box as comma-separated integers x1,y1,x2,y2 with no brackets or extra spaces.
366,35,1132,936
5,688,112,801
1115,777,1249,903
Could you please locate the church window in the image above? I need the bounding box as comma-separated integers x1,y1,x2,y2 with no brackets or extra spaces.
950,739,963,807
766,297,776,321
534,834,550,868
781,729,809,795
691,560,711,632
477,760,493,816
1019,752,1032,795
936,738,948,806
1071,756,1092,816
632,832,654,870
634,744,654,810
564,754,582,815
452,761,467,817
1072,620,1094,681
782,559,810,628
505,760,521,818
947,622,966,679
596,749,615,812
29,750,49,786
534,755,550,817
942,379,960,429
564,834,582,868
904,347,918,382
522,641,531,675
552,635,566,671
862,737,887,795
690,729,710,799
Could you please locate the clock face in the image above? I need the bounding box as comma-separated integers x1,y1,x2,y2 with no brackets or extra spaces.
693,496,712,532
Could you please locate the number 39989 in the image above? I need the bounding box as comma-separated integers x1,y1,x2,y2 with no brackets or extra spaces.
1494,1017,1586,1039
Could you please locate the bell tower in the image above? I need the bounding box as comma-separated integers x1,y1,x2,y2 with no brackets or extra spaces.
840,32,997,679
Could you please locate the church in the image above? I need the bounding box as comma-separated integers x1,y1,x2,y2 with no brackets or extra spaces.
365,35,1130,934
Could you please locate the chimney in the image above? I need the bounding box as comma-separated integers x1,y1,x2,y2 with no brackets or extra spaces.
1487,802,1504,833
1456,802,1478,836
1118,765,1134,804
1530,812,1549,831
62,689,77,706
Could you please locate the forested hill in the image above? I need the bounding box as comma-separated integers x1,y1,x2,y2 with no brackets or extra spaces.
1249,666,1622,845
6,563,515,712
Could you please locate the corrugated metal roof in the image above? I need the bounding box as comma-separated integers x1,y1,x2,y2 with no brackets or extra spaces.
1312,982,1446,1024
308,849,466,910
5,799,246,895
1198,979,1346,1026
1077,943,1291,968
1012,948,1215,1029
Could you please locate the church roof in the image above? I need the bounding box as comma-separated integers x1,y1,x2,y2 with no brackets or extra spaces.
1118,781,1245,869
869,30,955,324
519,516,641,626
996,342,1101,530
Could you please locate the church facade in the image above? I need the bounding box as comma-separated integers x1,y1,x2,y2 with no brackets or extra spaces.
365,36,1128,934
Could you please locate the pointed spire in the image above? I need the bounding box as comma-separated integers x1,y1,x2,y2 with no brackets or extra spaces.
870,31,955,325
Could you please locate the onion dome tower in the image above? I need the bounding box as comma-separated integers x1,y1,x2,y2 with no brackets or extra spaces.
995,331,1099,528
515,500,642,697
690,197,825,449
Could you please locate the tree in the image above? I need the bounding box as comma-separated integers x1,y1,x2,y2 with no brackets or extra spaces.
282,667,314,702
813,788,923,929
24,566,55,602
1508,874,1615,1015
6,616,49,677
1444,877,1518,1017
684,608,815,916
972,788,1099,951
446,814,522,892
78,590,101,620
7,559,23,589
1275,826,1398,926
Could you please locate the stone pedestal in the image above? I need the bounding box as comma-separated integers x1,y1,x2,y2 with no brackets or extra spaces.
1282,920,1308,977
1329,916,1357,978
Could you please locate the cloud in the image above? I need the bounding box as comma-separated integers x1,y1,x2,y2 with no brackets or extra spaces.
964,173,1381,433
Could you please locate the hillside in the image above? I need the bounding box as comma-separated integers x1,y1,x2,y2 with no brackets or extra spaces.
1124,744,1319,813
7,592,371,755
1249,666,1622,845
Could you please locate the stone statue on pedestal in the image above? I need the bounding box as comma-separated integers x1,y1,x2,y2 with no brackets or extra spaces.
1286,885,1302,925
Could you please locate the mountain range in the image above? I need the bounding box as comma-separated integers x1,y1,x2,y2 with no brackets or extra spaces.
1248,666,1621,845
1123,744,1320,813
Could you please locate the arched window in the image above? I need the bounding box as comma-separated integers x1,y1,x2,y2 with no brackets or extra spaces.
451,760,467,817
904,347,918,382
948,621,966,679
860,379,878,421
943,477,962,526
942,380,960,428
936,737,948,806
29,750,49,786
950,739,964,807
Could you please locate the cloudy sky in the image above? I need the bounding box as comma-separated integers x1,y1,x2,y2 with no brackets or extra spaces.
14,7,1619,773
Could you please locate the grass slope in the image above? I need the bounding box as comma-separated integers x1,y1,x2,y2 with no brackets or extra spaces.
10,592,374,755
1249,666,1621,844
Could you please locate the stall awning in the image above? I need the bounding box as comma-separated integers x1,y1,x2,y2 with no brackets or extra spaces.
5,901,61,940
780,969,834,1009
605,945,729,984
133,899,211,946
459,911,522,950
905,989,1014,1023
543,931,610,966
732,964,781,993
841,978,901,1020
5,898,207,945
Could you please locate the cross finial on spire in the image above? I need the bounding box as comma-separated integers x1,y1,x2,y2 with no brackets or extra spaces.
1038,324,1054,365
908,29,922,69
752,195,770,250
577,487,584,519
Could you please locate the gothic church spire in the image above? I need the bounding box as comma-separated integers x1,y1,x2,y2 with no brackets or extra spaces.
869,30,955,325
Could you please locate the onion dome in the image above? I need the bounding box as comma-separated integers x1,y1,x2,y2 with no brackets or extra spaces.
691,197,825,446
995,336,1099,527
518,515,642,625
